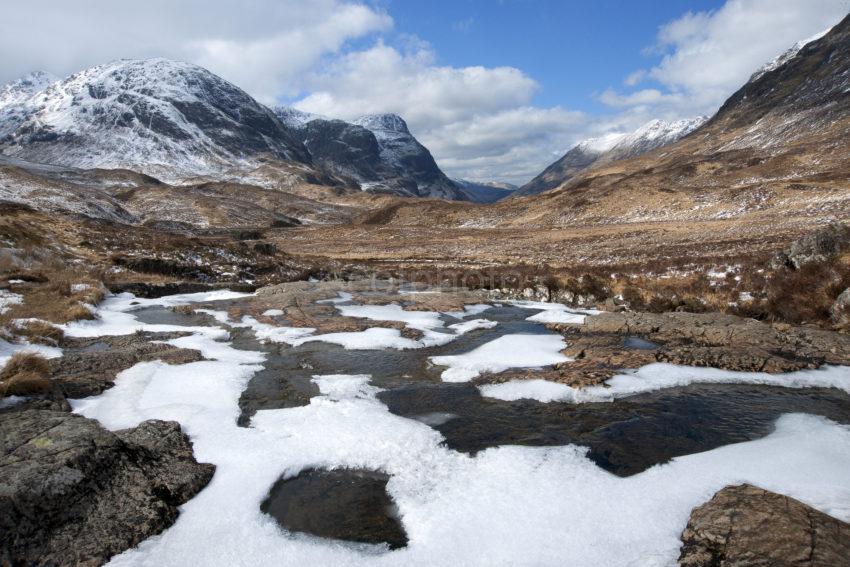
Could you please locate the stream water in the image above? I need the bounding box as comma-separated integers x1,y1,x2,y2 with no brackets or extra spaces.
66,288,850,566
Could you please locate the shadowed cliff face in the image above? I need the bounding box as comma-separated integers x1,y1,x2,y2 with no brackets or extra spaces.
277,110,468,200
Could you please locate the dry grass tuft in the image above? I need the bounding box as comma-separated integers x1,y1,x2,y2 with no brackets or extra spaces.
0,352,52,396
0,351,51,381
14,320,64,346
1,371,51,396
61,303,96,323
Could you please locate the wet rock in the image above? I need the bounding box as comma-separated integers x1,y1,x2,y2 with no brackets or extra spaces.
52,333,204,398
550,311,850,382
0,410,214,566
475,331,657,388
261,468,407,549
679,484,850,566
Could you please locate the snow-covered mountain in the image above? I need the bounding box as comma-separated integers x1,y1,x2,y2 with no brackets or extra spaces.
0,71,58,138
0,59,311,183
515,117,707,197
749,27,832,83
273,108,467,200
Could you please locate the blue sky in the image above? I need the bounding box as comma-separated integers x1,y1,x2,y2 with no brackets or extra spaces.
385,0,723,113
2,0,847,183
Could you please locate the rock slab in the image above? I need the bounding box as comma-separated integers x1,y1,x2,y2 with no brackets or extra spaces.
0,410,214,566
679,484,850,566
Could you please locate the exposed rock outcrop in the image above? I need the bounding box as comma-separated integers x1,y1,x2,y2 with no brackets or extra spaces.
500,310,850,388
832,287,850,329
679,484,850,566
772,222,850,269
0,410,214,566
52,332,204,398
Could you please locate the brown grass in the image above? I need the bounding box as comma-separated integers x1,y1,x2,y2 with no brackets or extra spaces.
1,371,51,396
171,305,196,315
14,320,64,346
0,352,52,396
61,303,96,322
0,351,51,380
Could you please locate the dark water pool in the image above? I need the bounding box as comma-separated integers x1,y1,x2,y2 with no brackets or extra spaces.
260,468,407,550
379,381,850,476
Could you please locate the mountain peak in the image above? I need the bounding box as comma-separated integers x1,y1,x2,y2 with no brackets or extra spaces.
274,106,323,128
749,26,833,83
0,57,311,181
0,70,58,106
515,116,706,197
353,113,410,135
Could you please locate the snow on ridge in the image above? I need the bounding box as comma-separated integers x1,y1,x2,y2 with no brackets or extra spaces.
352,113,410,135
0,71,59,108
576,132,628,154
750,26,833,82
567,116,706,159
0,58,309,183
273,106,324,128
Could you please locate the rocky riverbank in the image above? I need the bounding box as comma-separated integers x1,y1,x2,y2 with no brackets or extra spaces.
1,279,849,566
476,310,850,388
0,329,213,566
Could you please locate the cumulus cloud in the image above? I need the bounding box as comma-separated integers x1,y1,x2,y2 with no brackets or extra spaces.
604,0,848,117
293,40,589,184
0,0,391,103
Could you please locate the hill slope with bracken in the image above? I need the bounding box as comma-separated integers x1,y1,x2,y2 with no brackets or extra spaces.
504,14,850,226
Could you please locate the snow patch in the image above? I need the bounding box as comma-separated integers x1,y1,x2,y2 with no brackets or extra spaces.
430,333,569,382
480,363,850,403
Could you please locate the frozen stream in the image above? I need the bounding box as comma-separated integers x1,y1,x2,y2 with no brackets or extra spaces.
63,288,850,567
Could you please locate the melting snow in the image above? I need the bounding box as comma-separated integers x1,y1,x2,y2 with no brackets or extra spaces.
430,334,569,382
0,289,23,314
62,291,252,338
508,300,601,324
0,338,62,371
481,362,850,403
61,290,850,567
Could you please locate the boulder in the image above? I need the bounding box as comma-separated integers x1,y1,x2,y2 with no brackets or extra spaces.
0,410,214,566
772,222,850,269
679,484,850,566
831,287,850,329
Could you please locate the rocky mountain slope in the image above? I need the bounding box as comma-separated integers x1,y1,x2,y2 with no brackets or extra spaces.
0,59,312,183
0,154,373,228
515,117,706,197
0,71,58,138
274,108,467,200
509,13,850,226
0,59,468,202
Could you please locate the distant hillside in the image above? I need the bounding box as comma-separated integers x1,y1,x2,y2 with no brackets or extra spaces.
515,117,706,197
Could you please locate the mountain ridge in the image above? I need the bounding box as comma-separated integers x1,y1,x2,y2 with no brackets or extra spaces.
514,116,707,197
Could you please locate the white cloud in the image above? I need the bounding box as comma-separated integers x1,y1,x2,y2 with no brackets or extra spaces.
293,40,589,184
0,0,391,104
604,0,848,117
